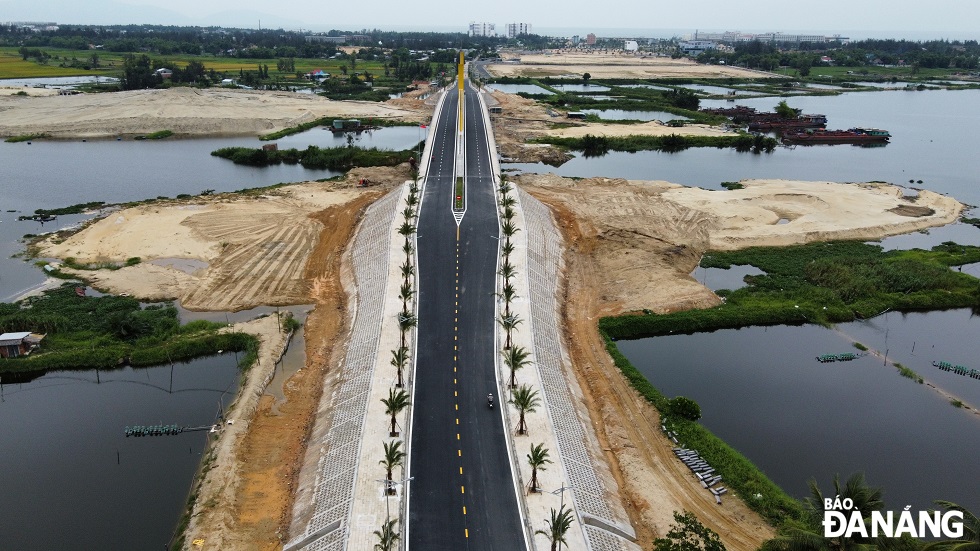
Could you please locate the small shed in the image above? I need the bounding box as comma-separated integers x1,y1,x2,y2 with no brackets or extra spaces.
0,332,45,359
567,111,586,119
488,106,502,114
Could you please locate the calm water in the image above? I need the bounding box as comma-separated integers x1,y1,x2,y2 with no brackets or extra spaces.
691,264,766,291
0,354,240,550
550,83,611,92
0,76,120,88
582,109,686,122
0,125,421,298
617,310,980,514
508,89,980,208
486,83,553,95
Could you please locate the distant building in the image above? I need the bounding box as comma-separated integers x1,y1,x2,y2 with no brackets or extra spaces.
586,33,596,45
305,35,346,44
155,68,173,79
624,40,639,52
505,22,532,38
0,332,44,359
678,40,716,56
469,22,496,37
689,30,848,44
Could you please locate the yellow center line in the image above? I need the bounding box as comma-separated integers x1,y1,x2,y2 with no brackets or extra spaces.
459,467,464,475
461,485,465,493
458,450,461,457
465,529,469,538
457,433,461,441
463,506,467,514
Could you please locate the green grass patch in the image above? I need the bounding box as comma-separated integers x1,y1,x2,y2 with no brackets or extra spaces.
598,239,980,530
454,177,464,210
533,133,778,155
894,363,924,383
258,116,414,141
720,181,744,190
211,144,416,171
5,133,48,143
950,399,964,408
135,130,173,140
0,284,259,376
32,201,106,216
853,342,869,351
962,217,980,229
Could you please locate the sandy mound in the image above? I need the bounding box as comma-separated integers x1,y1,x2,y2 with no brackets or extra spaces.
42,166,412,311
487,51,774,79
520,175,963,314
547,120,736,139
0,87,419,138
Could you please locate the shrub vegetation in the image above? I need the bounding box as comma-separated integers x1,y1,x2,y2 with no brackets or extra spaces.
0,285,258,375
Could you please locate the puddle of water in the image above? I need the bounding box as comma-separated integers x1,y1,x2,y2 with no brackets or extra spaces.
265,306,313,410
148,257,209,276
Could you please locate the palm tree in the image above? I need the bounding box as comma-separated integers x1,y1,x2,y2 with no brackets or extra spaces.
502,206,515,220
498,181,511,196
398,221,416,238
374,519,399,551
510,384,540,435
536,505,574,551
526,442,552,493
398,313,417,349
498,313,522,349
407,189,419,205
764,472,886,551
500,195,517,208
381,388,411,436
402,240,413,257
497,280,518,318
501,240,516,259
400,260,414,286
503,346,531,388
498,261,517,282
402,206,416,220
390,346,408,387
501,220,520,242
379,439,406,490
924,501,979,551
398,282,414,315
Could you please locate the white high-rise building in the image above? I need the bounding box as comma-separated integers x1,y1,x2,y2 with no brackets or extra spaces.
505,22,532,38
468,22,496,37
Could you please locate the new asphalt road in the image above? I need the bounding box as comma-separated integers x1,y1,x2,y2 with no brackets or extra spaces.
408,83,526,549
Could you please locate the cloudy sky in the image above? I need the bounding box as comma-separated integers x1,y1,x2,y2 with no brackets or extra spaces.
3,0,980,39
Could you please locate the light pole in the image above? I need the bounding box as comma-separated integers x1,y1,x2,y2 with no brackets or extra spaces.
550,484,575,551
377,476,414,524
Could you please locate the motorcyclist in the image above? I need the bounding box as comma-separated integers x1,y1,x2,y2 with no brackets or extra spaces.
487,393,494,408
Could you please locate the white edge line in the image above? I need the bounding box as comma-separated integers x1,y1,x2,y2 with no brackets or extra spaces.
476,83,534,551
402,86,450,551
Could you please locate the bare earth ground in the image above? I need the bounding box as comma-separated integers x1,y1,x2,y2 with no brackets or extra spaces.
487,51,775,79
519,174,963,549
38,170,403,549
181,189,385,550
0,87,418,138
44,166,413,312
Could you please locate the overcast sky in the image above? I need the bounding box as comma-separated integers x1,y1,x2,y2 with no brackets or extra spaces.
4,0,980,39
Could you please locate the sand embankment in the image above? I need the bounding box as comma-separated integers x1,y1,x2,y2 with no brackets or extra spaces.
487,51,774,79
0,87,417,138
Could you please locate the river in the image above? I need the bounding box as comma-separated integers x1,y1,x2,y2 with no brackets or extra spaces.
1,86,978,543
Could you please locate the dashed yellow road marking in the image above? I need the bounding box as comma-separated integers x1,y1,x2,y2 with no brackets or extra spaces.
461,485,465,493
465,529,469,538
459,467,463,475
463,506,467,514
458,450,461,456
457,433,461,441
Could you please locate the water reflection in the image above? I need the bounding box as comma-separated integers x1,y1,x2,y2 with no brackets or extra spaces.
0,354,240,550
617,313,980,514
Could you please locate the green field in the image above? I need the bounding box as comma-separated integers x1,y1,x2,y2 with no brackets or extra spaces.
0,46,392,82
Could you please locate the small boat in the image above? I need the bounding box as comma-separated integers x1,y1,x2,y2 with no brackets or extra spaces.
783,127,891,144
